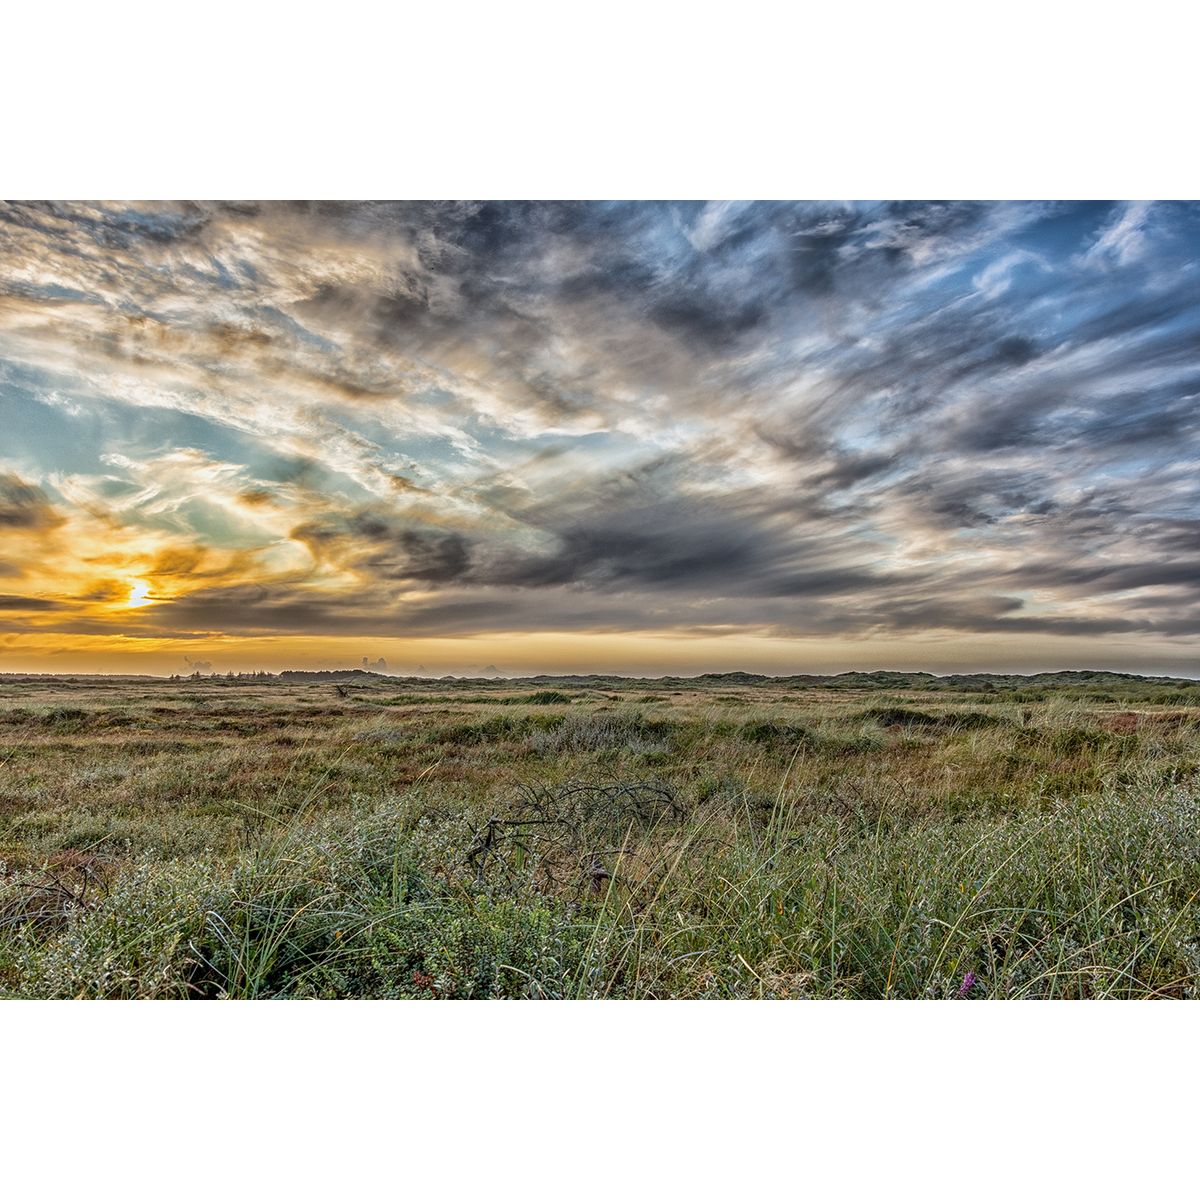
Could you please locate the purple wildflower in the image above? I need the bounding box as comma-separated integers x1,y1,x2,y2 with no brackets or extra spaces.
957,971,976,999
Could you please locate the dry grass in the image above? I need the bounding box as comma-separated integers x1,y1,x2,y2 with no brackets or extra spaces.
0,672,1197,997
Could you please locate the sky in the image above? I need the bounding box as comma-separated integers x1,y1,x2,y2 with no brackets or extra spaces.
0,200,1198,677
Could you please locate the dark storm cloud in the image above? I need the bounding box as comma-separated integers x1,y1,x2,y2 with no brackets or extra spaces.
292,511,473,584
0,474,64,531
0,594,63,610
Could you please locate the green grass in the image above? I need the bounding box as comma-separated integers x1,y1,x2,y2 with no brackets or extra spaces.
0,674,1197,997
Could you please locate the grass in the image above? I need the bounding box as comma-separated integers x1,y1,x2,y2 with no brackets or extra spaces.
0,672,1197,998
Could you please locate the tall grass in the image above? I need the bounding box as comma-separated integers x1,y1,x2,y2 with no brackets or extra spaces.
1,679,1197,998
2,781,1196,998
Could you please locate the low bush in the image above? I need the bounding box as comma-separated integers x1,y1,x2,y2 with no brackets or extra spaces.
527,710,674,755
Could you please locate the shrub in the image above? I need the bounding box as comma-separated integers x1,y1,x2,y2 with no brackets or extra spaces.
739,720,819,747
862,706,940,728
526,710,673,755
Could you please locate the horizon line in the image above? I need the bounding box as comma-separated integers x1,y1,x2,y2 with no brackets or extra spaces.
3,667,1198,684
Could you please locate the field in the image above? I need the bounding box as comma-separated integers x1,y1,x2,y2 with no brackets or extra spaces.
1,670,1198,999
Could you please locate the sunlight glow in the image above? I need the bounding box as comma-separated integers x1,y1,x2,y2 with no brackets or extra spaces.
128,581,153,608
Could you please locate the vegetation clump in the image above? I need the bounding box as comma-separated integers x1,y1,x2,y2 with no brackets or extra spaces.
1,672,1197,998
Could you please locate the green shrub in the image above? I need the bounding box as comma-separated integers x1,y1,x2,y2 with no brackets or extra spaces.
862,706,940,728
527,710,673,755
740,720,819,747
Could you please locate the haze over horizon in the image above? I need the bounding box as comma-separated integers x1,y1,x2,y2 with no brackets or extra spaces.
2,201,1198,677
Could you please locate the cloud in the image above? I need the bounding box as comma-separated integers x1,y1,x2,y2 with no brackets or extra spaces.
1080,201,1156,269
0,593,63,610
0,473,64,530
1,201,1198,661
972,249,1051,300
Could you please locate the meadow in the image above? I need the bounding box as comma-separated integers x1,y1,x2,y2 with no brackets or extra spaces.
1,669,1197,999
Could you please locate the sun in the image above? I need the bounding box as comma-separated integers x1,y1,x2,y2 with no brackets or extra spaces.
127,581,154,608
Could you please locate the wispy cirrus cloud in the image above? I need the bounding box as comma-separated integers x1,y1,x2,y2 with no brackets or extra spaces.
1,200,1198,670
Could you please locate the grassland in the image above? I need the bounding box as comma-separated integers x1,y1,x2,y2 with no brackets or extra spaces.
1,669,1198,998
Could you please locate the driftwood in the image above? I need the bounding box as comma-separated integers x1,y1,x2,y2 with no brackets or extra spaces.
0,858,110,931
464,779,686,897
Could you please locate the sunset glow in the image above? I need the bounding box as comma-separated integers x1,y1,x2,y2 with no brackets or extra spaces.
1,201,1198,676
127,581,153,609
